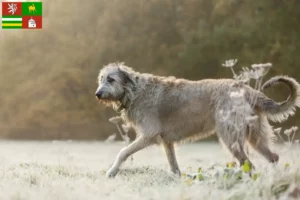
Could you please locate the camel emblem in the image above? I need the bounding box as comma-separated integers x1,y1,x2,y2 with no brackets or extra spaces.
28,4,37,13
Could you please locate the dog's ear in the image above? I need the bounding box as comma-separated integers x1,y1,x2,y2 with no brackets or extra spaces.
118,68,137,91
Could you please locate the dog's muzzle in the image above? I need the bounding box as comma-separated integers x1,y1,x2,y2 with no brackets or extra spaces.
95,90,103,99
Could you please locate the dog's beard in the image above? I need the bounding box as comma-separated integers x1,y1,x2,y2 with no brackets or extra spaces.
98,98,126,113
97,98,123,110
97,98,115,107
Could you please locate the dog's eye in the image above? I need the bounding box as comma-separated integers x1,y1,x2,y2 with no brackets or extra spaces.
107,77,115,83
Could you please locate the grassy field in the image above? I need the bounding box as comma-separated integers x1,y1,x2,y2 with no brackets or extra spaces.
0,140,299,200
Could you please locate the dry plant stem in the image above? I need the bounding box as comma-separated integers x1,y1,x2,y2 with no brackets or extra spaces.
230,67,237,78
276,132,286,143
291,131,296,143
115,124,127,141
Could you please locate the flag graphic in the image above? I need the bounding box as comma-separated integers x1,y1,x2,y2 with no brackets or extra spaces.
2,2,42,29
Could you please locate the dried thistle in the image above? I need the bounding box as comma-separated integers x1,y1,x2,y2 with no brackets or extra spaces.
284,129,293,137
105,133,117,143
273,128,282,135
222,59,238,77
109,116,123,124
246,115,258,126
251,63,272,69
230,89,245,99
222,59,238,68
292,126,299,132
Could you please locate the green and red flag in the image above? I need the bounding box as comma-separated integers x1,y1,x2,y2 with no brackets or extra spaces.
2,1,42,29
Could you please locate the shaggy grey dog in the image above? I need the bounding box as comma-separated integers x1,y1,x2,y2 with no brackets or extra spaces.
95,63,300,178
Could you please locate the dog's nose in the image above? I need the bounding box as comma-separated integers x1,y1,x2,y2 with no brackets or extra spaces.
95,91,103,99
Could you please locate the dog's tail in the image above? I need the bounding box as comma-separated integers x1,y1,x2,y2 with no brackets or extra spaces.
253,76,300,122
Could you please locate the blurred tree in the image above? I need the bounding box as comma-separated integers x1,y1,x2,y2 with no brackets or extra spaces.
0,0,299,140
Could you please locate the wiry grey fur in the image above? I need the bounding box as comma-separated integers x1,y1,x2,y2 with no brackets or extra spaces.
95,63,300,178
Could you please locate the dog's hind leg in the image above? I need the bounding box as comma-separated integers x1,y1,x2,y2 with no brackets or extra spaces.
216,122,253,167
219,135,252,167
106,136,153,178
163,141,181,176
247,134,279,163
246,121,279,163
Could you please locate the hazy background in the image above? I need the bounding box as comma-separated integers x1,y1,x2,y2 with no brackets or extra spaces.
0,0,299,140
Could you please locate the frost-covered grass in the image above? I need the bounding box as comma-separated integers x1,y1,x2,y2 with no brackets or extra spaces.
1,60,299,199
0,141,300,200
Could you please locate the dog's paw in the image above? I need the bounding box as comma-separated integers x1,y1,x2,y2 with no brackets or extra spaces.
271,153,279,163
106,168,118,178
170,169,181,177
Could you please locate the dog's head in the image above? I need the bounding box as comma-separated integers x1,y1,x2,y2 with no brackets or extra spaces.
95,63,137,107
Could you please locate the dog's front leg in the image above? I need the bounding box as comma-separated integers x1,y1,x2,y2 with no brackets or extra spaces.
106,136,152,178
163,141,181,176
